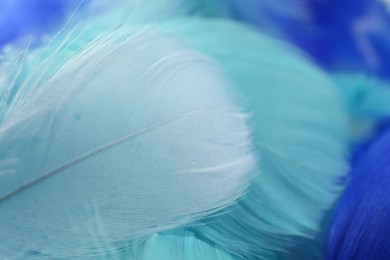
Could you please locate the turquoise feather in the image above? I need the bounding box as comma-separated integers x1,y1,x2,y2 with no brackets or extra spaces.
113,17,349,260
157,18,349,259
333,74,390,117
331,74,390,143
128,230,236,260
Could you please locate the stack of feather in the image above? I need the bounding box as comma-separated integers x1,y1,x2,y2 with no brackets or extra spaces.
0,0,389,259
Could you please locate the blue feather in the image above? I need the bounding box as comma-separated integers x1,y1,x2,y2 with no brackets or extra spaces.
327,123,390,259
200,0,390,78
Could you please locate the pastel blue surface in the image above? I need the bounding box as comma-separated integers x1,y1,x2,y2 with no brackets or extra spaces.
327,122,390,259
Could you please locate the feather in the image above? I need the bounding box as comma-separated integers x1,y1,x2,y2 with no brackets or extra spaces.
0,1,359,259
326,123,390,259
195,0,310,35
332,73,390,117
154,19,349,259
330,74,390,144
0,16,256,259
126,229,236,260
209,0,390,78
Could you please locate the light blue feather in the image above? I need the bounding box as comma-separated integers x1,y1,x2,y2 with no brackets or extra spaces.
0,10,256,258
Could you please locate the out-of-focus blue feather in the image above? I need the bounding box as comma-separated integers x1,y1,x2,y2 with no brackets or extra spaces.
325,59,390,260
333,74,390,116
0,4,256,258
291,0,390,79
327,123,390,259
330,74,390,144
200,0,390,79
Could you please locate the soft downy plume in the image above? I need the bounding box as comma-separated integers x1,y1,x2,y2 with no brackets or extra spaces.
327,122,390,259
0,3,256,258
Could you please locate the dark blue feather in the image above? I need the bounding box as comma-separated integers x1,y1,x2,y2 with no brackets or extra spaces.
204,0,390,78
327,122,390,259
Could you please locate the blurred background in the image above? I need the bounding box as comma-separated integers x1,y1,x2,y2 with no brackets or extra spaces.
2,0,390,79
